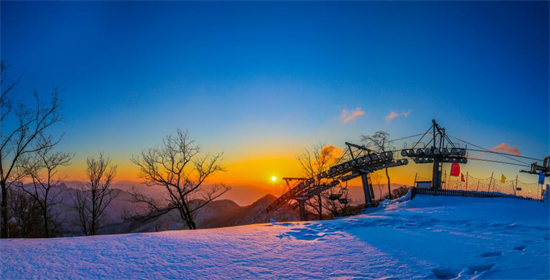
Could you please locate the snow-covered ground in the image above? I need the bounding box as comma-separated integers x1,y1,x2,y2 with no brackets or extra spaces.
1,194,548,279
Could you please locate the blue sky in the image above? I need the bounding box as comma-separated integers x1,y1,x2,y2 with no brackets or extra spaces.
1,1,548,187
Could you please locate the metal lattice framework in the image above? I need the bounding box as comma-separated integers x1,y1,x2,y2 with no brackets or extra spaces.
265,119,549,219
265,149,409,218
402,119,468,189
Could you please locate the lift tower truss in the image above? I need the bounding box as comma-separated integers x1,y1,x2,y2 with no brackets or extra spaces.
265,147,409,218
401,119,468,189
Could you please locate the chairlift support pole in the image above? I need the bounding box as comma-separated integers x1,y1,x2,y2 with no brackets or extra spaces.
514,175,518,196
432,120,444,189
345,142,377,208
405,119,466,189
296,197,308,221
361,173,374,207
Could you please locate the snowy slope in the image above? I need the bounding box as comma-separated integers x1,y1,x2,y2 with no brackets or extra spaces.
1,194,548,279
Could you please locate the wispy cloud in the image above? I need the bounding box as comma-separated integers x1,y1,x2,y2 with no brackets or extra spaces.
386,110,411,122
492,142,521,156
340,108,364,123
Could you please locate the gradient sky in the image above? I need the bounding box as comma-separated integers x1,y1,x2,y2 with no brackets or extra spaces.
1,1,548,204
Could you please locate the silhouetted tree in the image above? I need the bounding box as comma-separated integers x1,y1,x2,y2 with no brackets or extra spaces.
296,144,342,220
18,140,73,237
371,172,384,202
8,187,43,238
0,62,63,238
71,153,119,236
130,129,229,230
361,131,393,199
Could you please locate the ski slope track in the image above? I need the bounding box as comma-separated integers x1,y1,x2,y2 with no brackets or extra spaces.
1,193,549,279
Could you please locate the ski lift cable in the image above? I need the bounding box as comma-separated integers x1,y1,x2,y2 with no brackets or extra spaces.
466,149,543,162
447,134,530,165
389,133,427,143
424,137,435,149
412,125,434,150
467,158,532,168
444,134,457,149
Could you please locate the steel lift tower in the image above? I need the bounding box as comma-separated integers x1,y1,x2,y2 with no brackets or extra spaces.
265,149,408,219
401,120,468,189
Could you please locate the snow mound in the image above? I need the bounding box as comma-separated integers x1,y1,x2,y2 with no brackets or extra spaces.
378,189,412,207
1,195,548,279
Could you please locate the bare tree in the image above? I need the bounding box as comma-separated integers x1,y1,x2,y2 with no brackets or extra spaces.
7,186,43,238
296,144,341,220
0,62,63,238
18,140,73,237
71,153,119,236
130,129,229,230
72,189,89,236
371,172,383,202
361,131,393,199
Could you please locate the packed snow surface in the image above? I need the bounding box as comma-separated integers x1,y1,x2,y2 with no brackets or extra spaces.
1,194,549,279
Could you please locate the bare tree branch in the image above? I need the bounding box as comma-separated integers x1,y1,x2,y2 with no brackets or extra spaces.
297,143,342,220
70,153,119,236
361,131,393,199
18,138,73,237
129,129,229,230
0,62,64,238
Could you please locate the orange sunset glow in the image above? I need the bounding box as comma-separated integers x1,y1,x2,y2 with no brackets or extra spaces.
1,1,548,279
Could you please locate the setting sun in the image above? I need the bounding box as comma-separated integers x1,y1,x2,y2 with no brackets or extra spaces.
1,1,548,279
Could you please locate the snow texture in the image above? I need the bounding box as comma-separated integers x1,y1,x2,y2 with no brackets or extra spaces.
1,194,548,279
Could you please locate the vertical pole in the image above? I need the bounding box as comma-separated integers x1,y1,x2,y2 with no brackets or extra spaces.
489,172,494,192
432,160,442,189
297,199,307,221
361,173,373,208
466,172,469,191
368,174,375,200
433,121,440,190
432,159,438,190
441,128,445,149
414,172,418,187
512,175,518,196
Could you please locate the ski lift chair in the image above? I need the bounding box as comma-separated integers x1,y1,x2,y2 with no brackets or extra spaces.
329,182,344,200
337,182,349,204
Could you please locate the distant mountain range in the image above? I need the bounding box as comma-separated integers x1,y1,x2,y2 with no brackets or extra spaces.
24,180,409,236
21,182,300,236
62,180,410,207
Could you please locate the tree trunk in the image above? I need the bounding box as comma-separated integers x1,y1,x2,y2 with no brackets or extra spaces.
317,194,323,220
385,167,392,200
1,181,8,238
184,211,196,229
43,205,50,238
181,202,197,230
91,206,97,236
